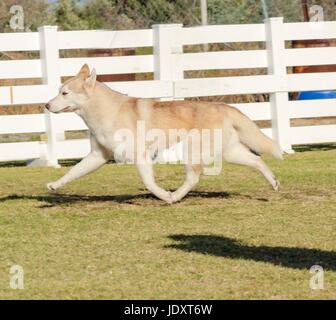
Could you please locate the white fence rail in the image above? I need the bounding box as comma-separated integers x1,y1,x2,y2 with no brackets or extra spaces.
0,18,336,165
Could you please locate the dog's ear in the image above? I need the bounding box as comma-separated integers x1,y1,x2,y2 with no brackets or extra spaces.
77,64,90,78
84,68,97,95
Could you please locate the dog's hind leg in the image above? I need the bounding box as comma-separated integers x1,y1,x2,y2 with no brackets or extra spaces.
223,143,279,191
137,162,173,203
171,164,202,203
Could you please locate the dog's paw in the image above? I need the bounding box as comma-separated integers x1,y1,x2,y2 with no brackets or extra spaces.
273,179,280,191
160,191,174,204
170,191,180,204
47,182,59,191
164,191,174,204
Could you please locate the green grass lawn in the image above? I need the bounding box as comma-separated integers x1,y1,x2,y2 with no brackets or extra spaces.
0,146,335,299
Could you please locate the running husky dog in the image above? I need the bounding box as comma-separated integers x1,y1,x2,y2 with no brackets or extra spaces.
45,64,283,203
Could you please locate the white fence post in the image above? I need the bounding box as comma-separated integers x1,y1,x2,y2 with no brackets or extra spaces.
265,17,293,153
37,25,62,167
152,24,184,162
152,24,183,100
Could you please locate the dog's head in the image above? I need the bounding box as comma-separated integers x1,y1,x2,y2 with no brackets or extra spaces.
45,64,96,113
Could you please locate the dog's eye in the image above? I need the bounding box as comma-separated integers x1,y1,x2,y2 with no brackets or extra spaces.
62,92,68,96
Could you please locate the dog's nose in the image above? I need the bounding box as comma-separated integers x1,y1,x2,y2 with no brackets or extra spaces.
45,103,50,110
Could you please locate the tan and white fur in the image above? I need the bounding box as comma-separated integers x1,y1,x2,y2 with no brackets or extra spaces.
45,64,283,203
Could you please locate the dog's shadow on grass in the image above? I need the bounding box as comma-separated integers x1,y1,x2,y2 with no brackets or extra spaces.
0,191,268,207
165,234,336,271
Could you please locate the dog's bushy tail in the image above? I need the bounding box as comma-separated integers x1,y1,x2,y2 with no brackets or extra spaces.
230,107,283,159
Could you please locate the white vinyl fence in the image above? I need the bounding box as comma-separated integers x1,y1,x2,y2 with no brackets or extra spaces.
0,17,336,166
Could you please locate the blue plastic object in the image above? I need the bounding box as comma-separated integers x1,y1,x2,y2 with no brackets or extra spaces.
298,90,336,100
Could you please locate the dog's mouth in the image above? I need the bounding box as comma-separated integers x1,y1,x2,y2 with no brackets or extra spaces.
55,106,72,113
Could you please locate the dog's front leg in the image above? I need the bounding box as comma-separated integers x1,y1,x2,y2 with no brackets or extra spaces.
47,149,108,191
